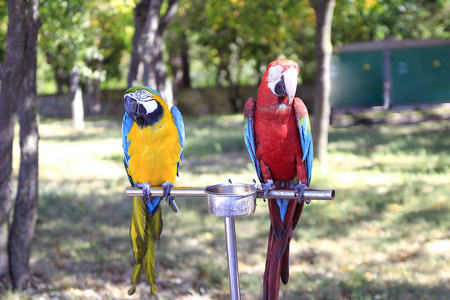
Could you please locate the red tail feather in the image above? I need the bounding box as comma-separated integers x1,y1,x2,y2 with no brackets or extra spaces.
264,199,304,299
280,240,290,285
268,199,285,239
263,226,282,300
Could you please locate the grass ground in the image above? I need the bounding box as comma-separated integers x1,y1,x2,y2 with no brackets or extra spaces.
3,115,450,300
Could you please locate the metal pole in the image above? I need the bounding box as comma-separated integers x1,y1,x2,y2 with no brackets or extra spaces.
224,217,241,300
125,187,335,201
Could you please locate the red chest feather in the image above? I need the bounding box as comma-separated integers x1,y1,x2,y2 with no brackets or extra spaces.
254,105,302,180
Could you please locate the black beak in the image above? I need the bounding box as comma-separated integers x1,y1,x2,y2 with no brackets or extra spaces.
124,95,146,126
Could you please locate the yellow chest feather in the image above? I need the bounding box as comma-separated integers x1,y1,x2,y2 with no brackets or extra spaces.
127,119,181,186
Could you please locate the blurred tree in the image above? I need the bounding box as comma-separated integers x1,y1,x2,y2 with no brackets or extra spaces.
39,0,95,129
168,29,191,103
332,0,450,45
0,0,40,290
0,2,7,78
39,0,134,122
86,0,134,111
167,3,191,104
170,0,448,95
312,0,449,164
175,0,315,112
128,0,178,106
310,0,335,167
2,0,447,113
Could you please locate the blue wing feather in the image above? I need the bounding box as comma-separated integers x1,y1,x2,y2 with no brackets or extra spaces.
244,112,263,183
171,106,185,159
122,112,134,186
171,105,185,177
297,115,313,186
168,106,185,213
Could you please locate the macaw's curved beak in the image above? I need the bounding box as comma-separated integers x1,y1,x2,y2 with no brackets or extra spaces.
124,94,146,126
283,68,298,105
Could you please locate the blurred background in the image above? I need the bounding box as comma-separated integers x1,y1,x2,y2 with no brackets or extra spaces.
0,0,449,299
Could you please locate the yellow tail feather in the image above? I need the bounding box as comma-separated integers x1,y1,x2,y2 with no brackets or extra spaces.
130,213,148,264
127,262,143,295
142,206,163,295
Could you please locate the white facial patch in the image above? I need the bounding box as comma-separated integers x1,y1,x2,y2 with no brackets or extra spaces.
267,65,283,93
140,99,158,114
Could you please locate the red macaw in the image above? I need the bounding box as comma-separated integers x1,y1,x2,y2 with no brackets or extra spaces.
244,59,313,299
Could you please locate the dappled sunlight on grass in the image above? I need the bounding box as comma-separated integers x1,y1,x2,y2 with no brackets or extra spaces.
5,116,449,299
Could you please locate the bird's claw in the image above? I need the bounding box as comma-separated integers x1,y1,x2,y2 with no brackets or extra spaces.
260,179,276,201
295,182,310,204
161,181,173,200
136,182,152,202
253,179,262,191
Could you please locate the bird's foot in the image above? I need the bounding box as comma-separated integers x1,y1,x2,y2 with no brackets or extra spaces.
162,181,178,213
295,182,310,204
252,179,261,191
161,181,173,200
259,179,276,201
136,182,152,202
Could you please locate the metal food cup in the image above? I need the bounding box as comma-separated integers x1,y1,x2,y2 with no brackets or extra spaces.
205,183,256,217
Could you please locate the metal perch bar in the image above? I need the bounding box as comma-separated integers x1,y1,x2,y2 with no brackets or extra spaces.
125,184,334,300
125,186,335,201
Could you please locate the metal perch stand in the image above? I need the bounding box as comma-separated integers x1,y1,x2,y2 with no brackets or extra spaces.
126,184,335,300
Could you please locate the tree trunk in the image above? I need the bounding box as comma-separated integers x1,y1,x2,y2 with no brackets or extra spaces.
69,67,85,131
176,32,191,89
128,0,150,87
129,0,178,106
0,0,28,290
169,31,191,105
54,65,65,95
86,77,101,116
9,0,40,287
310,0,335,167
224,65,241,113
0,0,40,291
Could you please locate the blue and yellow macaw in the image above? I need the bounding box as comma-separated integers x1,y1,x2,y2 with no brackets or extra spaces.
122,86,185,295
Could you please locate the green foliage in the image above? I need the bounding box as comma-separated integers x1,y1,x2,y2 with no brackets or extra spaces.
169,0,449,88
172,0,317,86
3,0,448,92
333,0,450,45
0,0,7,64
38,0,135,93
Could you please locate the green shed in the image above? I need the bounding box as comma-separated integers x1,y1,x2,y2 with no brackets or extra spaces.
330,39,450,108
391,45,450,104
